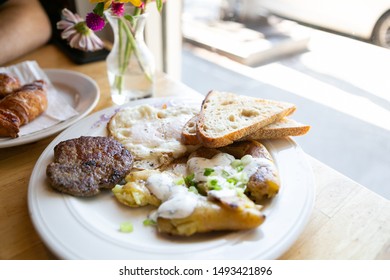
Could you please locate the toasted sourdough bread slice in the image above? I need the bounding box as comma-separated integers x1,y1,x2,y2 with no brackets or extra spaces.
181,115,200,145
240,118,310,140
196,91,296,148
182,115,310,145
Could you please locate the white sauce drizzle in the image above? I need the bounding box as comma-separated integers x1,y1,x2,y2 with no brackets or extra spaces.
144,152,275,220
187,152,275,201
187,153,235,182
146,173,198,219
243,157,273,177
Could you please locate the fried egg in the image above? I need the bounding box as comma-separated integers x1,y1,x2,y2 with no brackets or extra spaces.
108,104,198,170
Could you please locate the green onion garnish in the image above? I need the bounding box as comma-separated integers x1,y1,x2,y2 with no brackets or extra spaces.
203,168,215,176
210,185,222,190
209,179,218,186
227,178,238,184
208,179,222,190
221,170,230,178
236,165,244,172
143,219,157,226
188,186,199,194
174,177,185,185
184,173,197,187
120,222,134,233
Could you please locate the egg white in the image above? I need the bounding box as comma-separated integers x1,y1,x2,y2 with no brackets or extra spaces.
108,104,199,169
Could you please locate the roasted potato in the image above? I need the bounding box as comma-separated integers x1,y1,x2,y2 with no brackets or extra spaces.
112,170,161,207
219,140,280,202
157,197,265,236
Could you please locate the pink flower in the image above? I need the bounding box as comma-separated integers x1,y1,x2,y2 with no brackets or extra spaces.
86,12,105,31
56,8,84,30
57,9,104,52
111,2,125,16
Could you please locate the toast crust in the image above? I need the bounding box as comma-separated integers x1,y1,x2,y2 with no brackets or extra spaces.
181,115,199,145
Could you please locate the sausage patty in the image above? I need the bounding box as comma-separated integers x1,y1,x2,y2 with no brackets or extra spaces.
46,136,133,197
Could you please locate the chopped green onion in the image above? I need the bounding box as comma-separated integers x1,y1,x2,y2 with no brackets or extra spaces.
221,170,230,178
208,178,222,190
236,165,244,172
143,219,157,226
203,168,215,176
230,171,249,187
174,177,185,185
120,222,133,233
231,159,244,171
188,186,199,194
210,185,222,190
209,179,218,186
184,173,197,187
227,178,238,184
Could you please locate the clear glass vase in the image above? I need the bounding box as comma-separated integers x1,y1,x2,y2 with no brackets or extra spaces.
105,10,155,105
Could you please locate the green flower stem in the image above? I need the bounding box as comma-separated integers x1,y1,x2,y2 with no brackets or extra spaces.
119,17,153,83
113,12,154,95
118,20,123,67
114,20,125,94
121,19,133,72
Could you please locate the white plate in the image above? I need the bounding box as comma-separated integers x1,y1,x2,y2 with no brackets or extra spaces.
28,97,315,260
0,69,99,148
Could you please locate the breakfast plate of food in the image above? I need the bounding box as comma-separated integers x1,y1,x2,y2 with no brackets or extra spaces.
0,69,99,148
28,92,315,259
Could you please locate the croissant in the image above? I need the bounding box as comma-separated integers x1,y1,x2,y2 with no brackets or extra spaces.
0,80,48,138
0,73,21,98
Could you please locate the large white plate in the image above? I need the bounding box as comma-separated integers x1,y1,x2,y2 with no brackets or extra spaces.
0,69,99,148
28,97,315,260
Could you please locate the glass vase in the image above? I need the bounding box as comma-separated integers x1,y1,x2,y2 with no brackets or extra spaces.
105,10,155,105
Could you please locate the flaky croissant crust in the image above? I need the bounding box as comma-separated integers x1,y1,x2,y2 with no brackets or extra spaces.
0,80,48,138
0,73,21,97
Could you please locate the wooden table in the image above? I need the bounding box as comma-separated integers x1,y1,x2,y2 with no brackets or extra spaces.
1,44,389,260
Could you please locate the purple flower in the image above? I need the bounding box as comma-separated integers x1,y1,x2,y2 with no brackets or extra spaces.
86,12,105,31
111,2,125,17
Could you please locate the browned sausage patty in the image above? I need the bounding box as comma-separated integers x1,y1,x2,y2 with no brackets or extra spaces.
46,136,133,197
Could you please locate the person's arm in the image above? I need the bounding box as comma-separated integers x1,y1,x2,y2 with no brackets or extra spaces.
0,0,52,65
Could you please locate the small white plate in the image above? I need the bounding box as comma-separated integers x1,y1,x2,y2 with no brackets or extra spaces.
28,97,315,260
0,69,99,148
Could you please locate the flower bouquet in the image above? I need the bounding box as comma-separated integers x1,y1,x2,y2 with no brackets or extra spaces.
57,0,164,104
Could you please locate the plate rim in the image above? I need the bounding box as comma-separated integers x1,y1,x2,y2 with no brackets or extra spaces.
28,97,316,260
0,69,100,148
